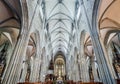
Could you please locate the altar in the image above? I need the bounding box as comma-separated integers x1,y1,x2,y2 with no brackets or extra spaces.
56,80,63,84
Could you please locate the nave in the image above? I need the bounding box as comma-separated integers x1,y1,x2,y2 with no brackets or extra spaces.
0,0,120,84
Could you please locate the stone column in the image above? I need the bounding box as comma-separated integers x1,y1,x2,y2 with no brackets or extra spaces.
74,63,80,82
29,36,41,82
80,58,90,82
2,32,29,84
99,37,117,80
19,61,28,82
80,0,116,83
40,53,47,82
1,1,29,81
91,57,99,82
68,60,72,80
91,36,115,84
66,59,71,80
29,57,34,82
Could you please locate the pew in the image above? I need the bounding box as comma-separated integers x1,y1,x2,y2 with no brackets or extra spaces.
17,82,41,84
17,81,103,84
116,79,120,84
45,81,53,84
80,82,103,84
66,81,103,84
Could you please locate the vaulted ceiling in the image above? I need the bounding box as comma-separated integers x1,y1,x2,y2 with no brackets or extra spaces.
0,0,120,58
43,0,78,55
0,0,21,45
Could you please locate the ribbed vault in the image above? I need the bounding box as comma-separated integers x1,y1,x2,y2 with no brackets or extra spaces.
1,0,120,84
43,0,77,55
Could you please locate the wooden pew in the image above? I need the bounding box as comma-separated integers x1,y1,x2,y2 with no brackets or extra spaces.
17,82,41,84
17,81,103,84
66,81,103,84
116,79,120,84
80,82,102,84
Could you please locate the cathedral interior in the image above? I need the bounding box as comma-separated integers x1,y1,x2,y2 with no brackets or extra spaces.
0,0,120,84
